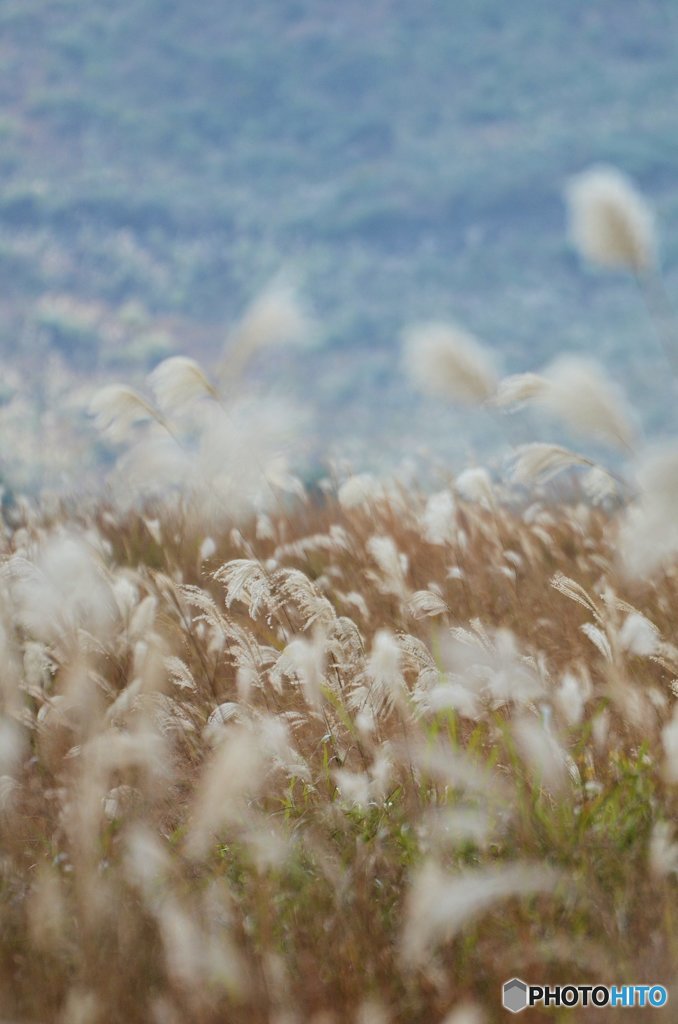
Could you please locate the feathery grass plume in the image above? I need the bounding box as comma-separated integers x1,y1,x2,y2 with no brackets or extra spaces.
662,707,678,784
193,395,306,523
61,989,101,1024
554,671,589,727
568,166,678,377
648,822,678,878
407,589,448,619
0,715,26,776
618,611,659,656
566,165,657,272
26,864,67,954
222,279,314,383
402,321,498,404
99,370,306,526
441,625,543,706
440,1004,486,1024
619,444,678,576
275,636,326,709
494,372,547,411
338,472,383,509
0,773,18,812
510,443,597,485
157,894,247,998
332,766,372,807
203,702,243,745
512,715,568,793
424,807,494,851
538,355,636,450
109,433,194,505
355,1000,391,1024
276,567,336,630
550,571,600,617
6,532,118,643
366,628,407,713
124,824,172,903
455,466,494,506
510,442,602,485
89,384,164,442
402,860,560,964
214,558,273,619
580,621,613,662
420,489,456,544
199,536,217,563
366,535,409,600
423,676,480,719
185,722,268,860
405,739,512,805
148,355,219,412
582,464,621,504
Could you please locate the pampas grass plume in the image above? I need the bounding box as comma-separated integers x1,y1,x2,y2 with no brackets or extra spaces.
421,489,456,545
555,672,588,727
512,715,568,793
618,611,658,656
494,372,547,410
510,443,597,485
566,164,657,272
148,356,218,411
648,822,678,878
89,384,162,443
619,445,678,576
661,708,678,784
185,724,267,859
338,473,383,509
279,636,325,709
402,860,559,964
402,321,497,404
540,355,636,450
441,1005,487,1024
224,280,314,379
455,466,494,505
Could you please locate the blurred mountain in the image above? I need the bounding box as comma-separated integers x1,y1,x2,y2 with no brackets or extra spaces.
2,0,678,481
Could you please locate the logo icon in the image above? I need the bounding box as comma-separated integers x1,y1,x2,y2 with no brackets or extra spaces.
503,978,528,1013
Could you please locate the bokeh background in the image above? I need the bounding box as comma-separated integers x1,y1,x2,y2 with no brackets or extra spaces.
2,0,678,490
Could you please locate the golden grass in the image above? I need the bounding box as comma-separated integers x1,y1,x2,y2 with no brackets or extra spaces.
0,485,676,1023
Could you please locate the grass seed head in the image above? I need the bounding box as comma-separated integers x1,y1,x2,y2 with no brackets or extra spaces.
566,164,657,272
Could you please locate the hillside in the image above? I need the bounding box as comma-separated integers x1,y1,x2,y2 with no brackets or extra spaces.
2,1,678,488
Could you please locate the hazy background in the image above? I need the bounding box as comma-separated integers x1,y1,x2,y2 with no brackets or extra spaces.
2,0,678,489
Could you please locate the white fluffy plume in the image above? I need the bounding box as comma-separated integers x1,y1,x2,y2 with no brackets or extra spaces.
455,466,494,506
538,355,636,450
402,860,559,964
148,356,218,412
494,372,547,411
402,321,497,404
222,280,315,384
6,533,118,643
566,164,657,272
510,443,596,485
89,385,162,443
619,445,678,576
420,489,457,545
338,473,384,509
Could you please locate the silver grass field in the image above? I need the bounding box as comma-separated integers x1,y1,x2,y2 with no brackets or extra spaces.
0,168,677,1023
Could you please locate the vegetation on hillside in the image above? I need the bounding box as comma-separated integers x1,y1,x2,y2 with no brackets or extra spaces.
2,0,678,487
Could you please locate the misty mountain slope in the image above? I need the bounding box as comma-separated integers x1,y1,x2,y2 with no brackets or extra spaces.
1,0,678,480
